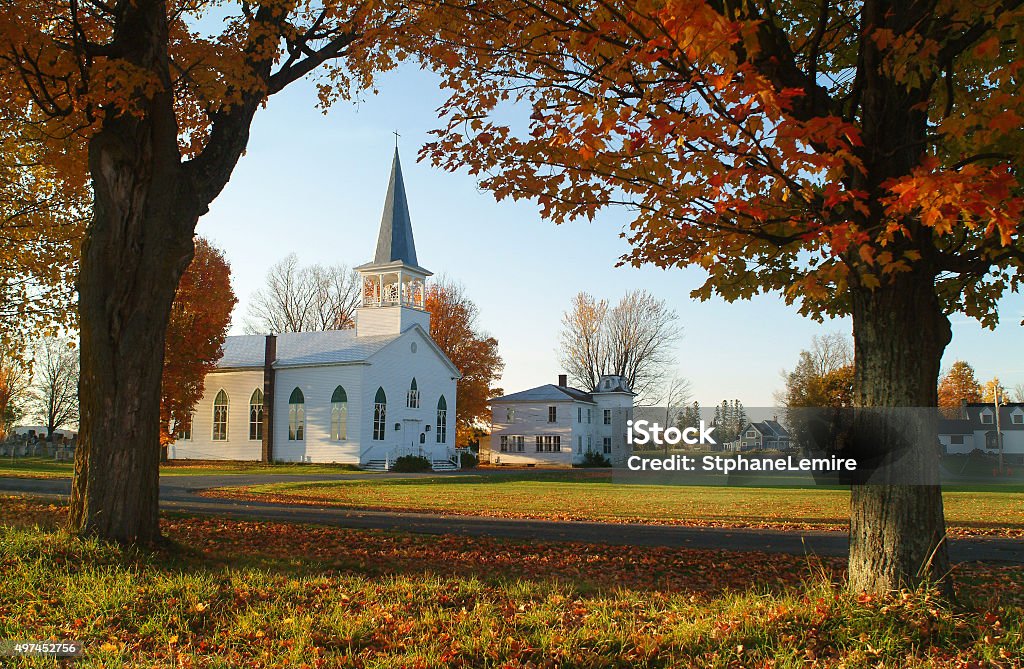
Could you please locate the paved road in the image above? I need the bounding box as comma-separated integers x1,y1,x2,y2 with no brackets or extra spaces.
2,475,1022,563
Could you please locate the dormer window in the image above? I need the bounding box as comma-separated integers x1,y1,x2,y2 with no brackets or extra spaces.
980,409,994,424
1012,409,1023,425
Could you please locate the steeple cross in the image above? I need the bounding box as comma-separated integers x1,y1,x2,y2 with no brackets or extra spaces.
393,130,401,148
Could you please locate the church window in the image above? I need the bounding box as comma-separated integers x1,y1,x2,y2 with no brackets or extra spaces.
407,378,420,408
212,390,228,441
373,387,387,441
288,388,305,441
249,389,264,441
331,386,348,440
175,414,193,441
436,396,447,443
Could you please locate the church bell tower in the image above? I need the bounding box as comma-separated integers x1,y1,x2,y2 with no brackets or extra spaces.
354,148,432,337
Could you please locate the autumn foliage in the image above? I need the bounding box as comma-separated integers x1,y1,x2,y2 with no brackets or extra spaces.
938,361,983,412
160,239,236,446
424,278,503,446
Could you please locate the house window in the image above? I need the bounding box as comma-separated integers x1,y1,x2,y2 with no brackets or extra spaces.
550,436,561,452
436,396,447,443
587,435,592,452
1013,412,1023,425
548,406,557,423
212,390,228,441
288,388,304,441
175,414,193,441
331,386,348,440
981,411,994,424
950,435,965,445
407,378,420,408
746,430,757,439
578,407,582,423
536,436,543,452
577,435,582,453
373,387,387,441
603,409,611,425
587,409,592,424
603,437,612,454
506,408,516,422
500,435,508,452
249,389,264,441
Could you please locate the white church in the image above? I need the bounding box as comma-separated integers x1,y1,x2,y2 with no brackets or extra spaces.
168,149,462,470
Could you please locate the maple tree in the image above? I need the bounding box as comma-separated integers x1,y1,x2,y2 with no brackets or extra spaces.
424,277,503,446
160,238,235,449
938,360,983,411
0,0,425,542
420,1,1024,594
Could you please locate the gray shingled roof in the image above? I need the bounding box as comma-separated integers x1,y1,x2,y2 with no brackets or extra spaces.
374,148,418,266
490,384,595,404
216,331,400,369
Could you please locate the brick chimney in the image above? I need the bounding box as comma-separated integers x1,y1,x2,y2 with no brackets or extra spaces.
262,334,277,463
558,374,567,387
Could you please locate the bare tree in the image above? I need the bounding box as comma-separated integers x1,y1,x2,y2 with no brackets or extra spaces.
774,332,853,406
29,336,79,438
244,254,361,333
1014,384,1024,403
559,289,681,402
660,374,692,452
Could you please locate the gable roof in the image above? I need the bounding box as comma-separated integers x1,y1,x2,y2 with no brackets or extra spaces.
216,330,400,369
490,384,595,404
744,420,791,438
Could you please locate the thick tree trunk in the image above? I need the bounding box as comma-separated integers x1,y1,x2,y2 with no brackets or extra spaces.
848,267,952,596
67,0,197,544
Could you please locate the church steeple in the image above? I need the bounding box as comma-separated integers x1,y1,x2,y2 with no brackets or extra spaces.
354,146,432,337
374,148,419,267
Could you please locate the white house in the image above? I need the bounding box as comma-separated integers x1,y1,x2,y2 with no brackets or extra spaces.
168,149,461,470
940,401,1024,463
489,374,634,466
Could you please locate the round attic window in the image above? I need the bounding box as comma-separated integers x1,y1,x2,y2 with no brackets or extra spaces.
410,342,418,353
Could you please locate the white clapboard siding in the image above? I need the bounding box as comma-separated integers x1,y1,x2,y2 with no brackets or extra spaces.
273,364,365,464
167,369,264,461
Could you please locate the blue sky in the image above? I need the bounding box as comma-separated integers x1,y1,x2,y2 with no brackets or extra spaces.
196,65,1024,407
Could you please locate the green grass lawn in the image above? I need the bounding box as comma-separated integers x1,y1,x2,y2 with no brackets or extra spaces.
1,496,1021,668
208,472,1024,538
0,457,368,479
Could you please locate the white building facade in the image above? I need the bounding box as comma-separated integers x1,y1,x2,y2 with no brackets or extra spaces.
489,374,634,466
168,149,461,469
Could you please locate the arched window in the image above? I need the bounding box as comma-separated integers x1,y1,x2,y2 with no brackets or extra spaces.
373,387,387,441
407,378,420,408
331,386,348,441
436,395,447,444
249,389,264,441
288,388,304,441
212,390,228,441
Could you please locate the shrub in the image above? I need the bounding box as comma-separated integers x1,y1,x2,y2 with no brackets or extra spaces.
460,452,479,469
578,451,611,468
391,455,432,472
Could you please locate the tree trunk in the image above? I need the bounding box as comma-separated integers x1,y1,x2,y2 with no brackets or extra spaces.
848,266,952,596
67,0,197,544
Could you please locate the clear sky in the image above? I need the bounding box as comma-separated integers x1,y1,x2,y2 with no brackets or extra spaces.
195,64,1024,407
